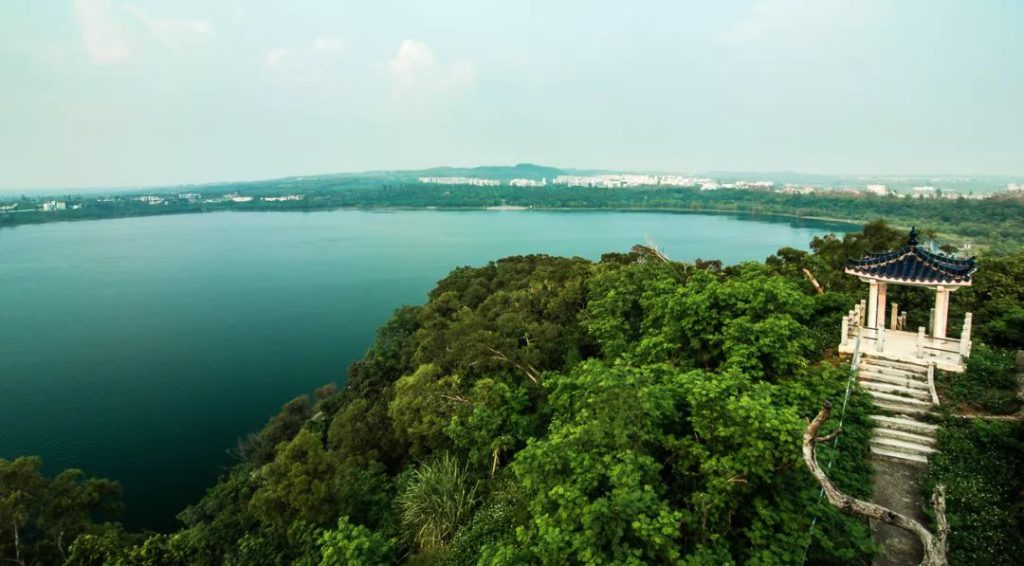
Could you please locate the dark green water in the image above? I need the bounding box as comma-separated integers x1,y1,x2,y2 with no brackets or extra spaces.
0,209,854,530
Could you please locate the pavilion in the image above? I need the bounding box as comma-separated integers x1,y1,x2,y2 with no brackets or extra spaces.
838,228,977,372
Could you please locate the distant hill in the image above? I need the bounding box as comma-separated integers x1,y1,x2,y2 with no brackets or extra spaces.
370,163,568,181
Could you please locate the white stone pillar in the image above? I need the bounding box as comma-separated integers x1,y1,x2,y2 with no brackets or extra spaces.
933,286,949,339
890,302,899,330
960,312,973,357
876,282,887,332
867,280,879,329
841,315,849,346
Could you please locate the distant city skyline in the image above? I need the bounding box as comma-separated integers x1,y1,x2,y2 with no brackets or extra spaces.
1,1,1023,191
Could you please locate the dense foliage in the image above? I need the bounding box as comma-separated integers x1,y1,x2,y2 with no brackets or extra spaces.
936,250,1024,415
0,457,122,565
3,220,1022,564
924,420,1024,565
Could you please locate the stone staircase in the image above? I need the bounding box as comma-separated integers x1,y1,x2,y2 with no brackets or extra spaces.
858,356,938,464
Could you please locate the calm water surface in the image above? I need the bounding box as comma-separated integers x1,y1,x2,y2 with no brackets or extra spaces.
0,209,854,529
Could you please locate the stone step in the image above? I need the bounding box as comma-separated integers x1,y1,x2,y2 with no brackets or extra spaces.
858,370,930,390
873,427,937,446
871,446,929,465
859,360,928,377
865,389,934,408
858,363,928,380
872,399,937,418
859,380,933,402
871,415,939,435
871,436,937,455
860,357,930,374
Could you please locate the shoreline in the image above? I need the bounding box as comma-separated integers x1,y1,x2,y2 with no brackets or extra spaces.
0,203,865,229
3,204,982,246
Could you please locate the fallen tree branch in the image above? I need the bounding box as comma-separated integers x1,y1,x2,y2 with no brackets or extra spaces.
439,394,473,406
631,243,671,263
803,401,949,566
488,347,540,383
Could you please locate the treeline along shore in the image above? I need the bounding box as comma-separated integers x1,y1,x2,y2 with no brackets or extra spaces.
4,182,1024,252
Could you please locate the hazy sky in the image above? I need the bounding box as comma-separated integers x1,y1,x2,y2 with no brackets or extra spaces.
1,1,1023,190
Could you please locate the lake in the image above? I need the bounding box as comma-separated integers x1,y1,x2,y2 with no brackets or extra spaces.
0,209,855,530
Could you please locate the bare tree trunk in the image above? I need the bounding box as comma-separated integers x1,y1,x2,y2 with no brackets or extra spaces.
8,521,25,566
803,401,950,566
57,530,68,563
803,268,824,294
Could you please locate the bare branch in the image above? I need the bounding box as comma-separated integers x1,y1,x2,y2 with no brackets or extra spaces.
57,530,68,563
803,401,949,566
488,347,540,383
439,394,473,406
803,268,825,294
816,428,842,443
12,522,24,566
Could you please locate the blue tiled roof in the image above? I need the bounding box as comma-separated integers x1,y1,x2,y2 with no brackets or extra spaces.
846,230,976,284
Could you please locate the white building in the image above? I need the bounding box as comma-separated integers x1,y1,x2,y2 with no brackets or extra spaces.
734,180,775,190
864,184,889,196
1008,183,1023,192
509,178,547,187
779,185,816,195
911,186,937,198
41,200,66,212
552,174,659,188
658,176,708,187
136,195,165,205
419,177,501,187
551,175,594,187
231,196,254,203
178,192,202,202
261,195,305,202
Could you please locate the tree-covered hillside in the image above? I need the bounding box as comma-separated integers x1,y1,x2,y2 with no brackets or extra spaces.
3,221,1022,565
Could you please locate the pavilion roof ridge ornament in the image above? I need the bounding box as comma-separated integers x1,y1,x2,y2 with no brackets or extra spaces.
843,228,977,286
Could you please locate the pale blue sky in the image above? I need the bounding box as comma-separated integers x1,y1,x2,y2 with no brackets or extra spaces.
1,1,1022,190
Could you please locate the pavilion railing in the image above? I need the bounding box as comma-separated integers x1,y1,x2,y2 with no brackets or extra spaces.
840,305,973,362
926,363,940,406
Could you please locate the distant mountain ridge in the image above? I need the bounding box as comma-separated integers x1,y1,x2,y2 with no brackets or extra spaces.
380,163,569,181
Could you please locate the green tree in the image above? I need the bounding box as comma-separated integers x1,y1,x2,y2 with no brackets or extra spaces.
445,378,535,474
318,517,396,566
388,364,462,459
249,429,392,533
496,362,685,564
0,457,121,565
